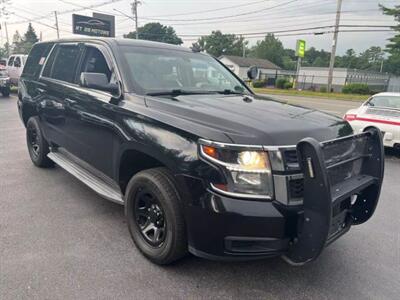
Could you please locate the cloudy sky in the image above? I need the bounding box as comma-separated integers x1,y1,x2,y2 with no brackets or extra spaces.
0,0,398,55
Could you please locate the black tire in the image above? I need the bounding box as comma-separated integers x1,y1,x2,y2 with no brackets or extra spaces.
26,116,54,168
1,87,10,97
125,167,187,265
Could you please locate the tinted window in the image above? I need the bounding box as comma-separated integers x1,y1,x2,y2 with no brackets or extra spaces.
79,47,112,81
23,43,54,77
8,56,14,66
49,45,80,83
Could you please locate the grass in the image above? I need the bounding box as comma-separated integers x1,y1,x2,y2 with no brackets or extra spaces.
253,87,369,102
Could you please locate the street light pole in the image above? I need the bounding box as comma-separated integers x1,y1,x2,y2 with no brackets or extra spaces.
327,0,343,92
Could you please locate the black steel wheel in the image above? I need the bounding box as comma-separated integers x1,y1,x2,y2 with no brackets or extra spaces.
26,117,54,168
125,167,187,265
134,188,167,247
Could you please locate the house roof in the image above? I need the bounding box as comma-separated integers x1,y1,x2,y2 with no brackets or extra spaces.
220,55,281,70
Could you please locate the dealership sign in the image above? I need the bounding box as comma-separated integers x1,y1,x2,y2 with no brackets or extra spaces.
72,14,112,37
296,39,306,58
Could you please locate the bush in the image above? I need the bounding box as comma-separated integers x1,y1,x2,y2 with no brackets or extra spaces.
276,78,290,89
252,80,267,88
342,83,371,95
319,86,327,93
283,81,292,89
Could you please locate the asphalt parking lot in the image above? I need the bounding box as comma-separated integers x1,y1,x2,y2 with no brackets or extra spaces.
1,95,399,299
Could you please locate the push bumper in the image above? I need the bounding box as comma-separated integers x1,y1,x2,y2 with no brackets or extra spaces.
183,127,384,264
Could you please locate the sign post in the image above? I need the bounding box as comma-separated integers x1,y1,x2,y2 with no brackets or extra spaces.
294,39,306,89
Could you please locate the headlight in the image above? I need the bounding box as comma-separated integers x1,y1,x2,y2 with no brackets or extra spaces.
200,141,273,199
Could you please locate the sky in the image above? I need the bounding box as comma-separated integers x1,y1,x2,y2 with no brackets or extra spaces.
0,0,398,55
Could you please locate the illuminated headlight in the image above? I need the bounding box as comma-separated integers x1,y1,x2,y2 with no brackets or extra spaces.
200,142,273,199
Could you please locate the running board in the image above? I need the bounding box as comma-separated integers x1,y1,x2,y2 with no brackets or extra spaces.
47,152,124,205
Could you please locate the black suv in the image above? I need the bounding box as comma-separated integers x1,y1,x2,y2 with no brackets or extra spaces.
18,38,384,265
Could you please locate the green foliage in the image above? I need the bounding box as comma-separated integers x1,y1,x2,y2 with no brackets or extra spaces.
283,81,293,89
10,23,39,55
319,86,327,93
380,4,400,75
248,34,285,67
342,83,371,95
252,80,267,88
124,22,183,45
276,78,290,89
192,31,247,57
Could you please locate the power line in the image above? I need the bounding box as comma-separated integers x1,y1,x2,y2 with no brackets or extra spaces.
140,0,299,22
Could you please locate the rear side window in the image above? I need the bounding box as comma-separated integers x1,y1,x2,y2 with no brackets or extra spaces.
7,56,14,66
23,43,54,78
44,44,80,83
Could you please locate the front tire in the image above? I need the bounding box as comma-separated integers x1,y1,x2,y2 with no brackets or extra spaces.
125,168,187,265
26,116,54,168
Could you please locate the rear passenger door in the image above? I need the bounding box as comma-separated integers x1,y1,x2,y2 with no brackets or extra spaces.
39,43,83,148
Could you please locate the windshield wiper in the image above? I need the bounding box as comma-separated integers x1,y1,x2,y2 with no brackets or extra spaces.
213,89,247,95
146,89,215,96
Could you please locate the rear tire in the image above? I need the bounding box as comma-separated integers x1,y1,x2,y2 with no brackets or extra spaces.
26,116,54,168
125,167,187,265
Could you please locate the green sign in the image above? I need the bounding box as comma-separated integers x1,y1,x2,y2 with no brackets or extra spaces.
296,39,306,58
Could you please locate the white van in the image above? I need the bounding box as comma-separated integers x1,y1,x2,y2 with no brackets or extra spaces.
7,54,28,85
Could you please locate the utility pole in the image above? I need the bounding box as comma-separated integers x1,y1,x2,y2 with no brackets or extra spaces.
131,0,141,39
4,21,9,56
327,0,343,93
242,35,245,57
54,11,60,39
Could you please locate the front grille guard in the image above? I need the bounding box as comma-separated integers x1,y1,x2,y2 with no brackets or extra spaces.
283,127,384,265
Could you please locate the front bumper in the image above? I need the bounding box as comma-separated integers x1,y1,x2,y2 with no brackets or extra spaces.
180,128,384,264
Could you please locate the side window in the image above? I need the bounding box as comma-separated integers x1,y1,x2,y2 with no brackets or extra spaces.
14,57,21,68
22,43,54,78
8,56,14,66
79,47,112,82
48,45,80,83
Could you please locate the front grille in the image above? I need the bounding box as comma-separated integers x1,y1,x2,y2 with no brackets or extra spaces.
283,150,300,170
289,178,304,199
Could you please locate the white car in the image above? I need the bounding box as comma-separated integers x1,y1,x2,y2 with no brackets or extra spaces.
344,92,400,150
7,54,28,85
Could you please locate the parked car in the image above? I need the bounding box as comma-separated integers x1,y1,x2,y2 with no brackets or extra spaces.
0,64,10,96
344,92,400,151
7,54,27,85
0,58,7,66
18,38,384,266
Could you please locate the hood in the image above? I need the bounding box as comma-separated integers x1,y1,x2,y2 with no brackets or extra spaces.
144,94,353,145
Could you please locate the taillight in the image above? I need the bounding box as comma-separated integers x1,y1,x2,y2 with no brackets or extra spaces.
344,114,357,121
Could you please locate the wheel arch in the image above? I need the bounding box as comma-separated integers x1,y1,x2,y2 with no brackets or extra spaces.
117,147,179,195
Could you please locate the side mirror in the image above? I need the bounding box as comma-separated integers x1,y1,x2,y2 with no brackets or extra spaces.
79,72,119,95
247,66,258,80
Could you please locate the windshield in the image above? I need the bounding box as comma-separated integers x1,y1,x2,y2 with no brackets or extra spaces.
120,46,250,95
368,95,400,109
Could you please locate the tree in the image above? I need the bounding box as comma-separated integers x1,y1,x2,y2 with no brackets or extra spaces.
192,31,247,57
248,34,285,67
124,22,183,45
380,4,400,75
10,23,39,54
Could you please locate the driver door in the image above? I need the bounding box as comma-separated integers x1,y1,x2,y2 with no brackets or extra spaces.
61,43,120,179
